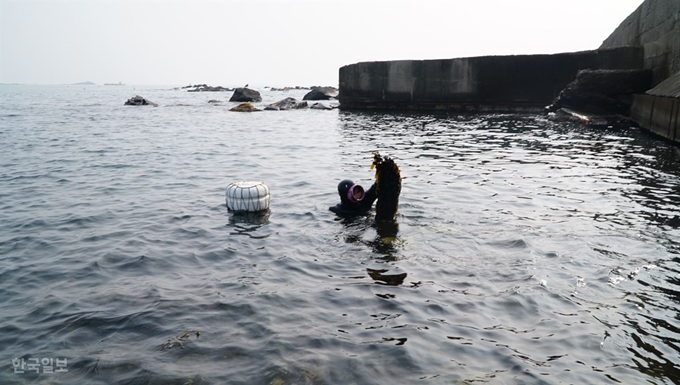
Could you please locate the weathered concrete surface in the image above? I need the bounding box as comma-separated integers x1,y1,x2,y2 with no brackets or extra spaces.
600,0,680,85
339,47,642,111
631,94,679,141
647,71,680,97
631,72,680,142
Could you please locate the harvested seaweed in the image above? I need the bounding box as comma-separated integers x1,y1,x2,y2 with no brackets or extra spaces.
371,152,401,221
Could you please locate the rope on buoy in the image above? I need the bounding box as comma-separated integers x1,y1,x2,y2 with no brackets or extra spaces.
226,181,270,212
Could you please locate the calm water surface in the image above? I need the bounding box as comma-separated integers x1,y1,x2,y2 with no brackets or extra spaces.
1,85,679,384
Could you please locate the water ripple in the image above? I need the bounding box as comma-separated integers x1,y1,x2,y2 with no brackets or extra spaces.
0,87,678,384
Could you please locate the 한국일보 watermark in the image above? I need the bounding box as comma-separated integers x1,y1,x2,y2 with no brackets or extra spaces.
12,358,68,374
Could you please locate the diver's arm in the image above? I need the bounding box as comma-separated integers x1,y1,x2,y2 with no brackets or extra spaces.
360,183,377,211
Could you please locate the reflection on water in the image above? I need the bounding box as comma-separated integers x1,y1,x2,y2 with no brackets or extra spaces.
337,215,402,259
336,110,680,384
1,86,679,384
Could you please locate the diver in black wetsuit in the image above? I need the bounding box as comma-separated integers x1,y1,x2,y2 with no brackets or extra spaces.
329,179,377,216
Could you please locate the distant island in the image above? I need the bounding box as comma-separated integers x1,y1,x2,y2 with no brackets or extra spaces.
72,81,96,85
105,82,125,86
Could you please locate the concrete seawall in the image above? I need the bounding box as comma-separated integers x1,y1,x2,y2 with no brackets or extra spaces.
339,47,642,111
337,0,679,144
630,72,680,142
600,0,679,85
601,0,680,143
632,95,679,141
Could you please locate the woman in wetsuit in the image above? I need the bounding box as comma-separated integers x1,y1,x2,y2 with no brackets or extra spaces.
330,152,401,220
328,179,377,216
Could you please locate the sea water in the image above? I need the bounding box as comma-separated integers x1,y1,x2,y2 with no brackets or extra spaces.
1,85,679,384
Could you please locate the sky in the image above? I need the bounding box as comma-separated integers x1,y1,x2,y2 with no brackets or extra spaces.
1,0,645,87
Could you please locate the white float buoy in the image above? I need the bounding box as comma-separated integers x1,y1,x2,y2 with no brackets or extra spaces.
225,181,270,212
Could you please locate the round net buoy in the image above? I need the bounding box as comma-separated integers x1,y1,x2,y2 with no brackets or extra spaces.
226,181,270,212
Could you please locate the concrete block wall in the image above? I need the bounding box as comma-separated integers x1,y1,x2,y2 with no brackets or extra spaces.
631,94,680,141
600,0,680,85
339,47,643,111
630,72,680,144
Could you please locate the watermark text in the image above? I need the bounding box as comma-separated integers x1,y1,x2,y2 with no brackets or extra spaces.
12,358,68,374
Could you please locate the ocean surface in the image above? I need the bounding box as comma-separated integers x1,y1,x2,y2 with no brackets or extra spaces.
1,84,679,385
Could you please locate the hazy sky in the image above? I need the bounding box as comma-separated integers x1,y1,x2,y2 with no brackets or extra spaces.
1,0,644,86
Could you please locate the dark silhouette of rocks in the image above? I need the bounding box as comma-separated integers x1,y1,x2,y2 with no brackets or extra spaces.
270,86,311,91
183,84,234,92
303,86,339,100
229,87,262,102
124,95,158,107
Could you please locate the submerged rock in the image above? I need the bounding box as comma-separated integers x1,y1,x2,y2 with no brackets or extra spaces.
310,102,332,110
264,97,308,111
229,87,262,102
124,95,158,106
230,103,261,112
302,86,338,100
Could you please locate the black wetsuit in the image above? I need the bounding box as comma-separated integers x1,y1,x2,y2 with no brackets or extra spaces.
329,179,377,216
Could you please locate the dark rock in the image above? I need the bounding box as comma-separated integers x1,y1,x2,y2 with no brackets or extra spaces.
303,86,339,100
229,87,262,102
547,69,652,115
265,97,308,111
207,99,222,103
571,69,653,94
124,95,158,106
547,88,631,115
230,103,261,112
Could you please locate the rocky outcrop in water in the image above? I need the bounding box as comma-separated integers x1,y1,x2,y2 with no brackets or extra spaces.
230,103,261,112
183,84,234,92
546,69,652,115
269,86,312,91
229,87,262,102
310,102,333,110
303,86,339,100
264,97,308,111
124,95,158,107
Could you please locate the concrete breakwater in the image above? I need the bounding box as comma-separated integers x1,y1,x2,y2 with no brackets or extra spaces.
600,0,679,86
338,0,679,143
602,0,679,143
631,72,680,141
339,47,642,112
